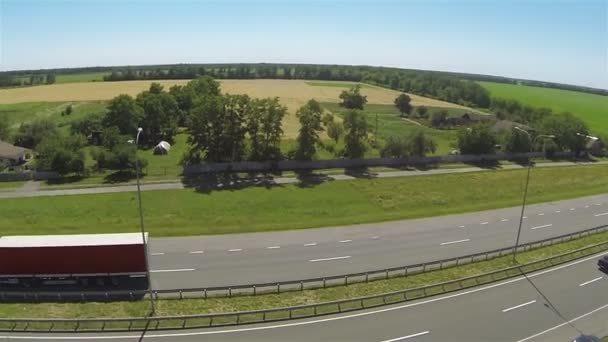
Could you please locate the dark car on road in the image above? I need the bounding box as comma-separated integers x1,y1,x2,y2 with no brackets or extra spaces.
599,256,608,275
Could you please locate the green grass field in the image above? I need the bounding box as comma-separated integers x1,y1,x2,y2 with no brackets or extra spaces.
1,228,605,319
0,101,107,132
322,102,458,155
2,164,607,237
478,81,608,136
55,72,109,84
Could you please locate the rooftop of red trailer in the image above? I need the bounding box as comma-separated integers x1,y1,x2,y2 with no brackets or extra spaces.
0,233,147,248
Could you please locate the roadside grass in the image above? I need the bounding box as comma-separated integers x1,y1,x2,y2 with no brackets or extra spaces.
478,81,608,136
2,164,608,237
0,181,25,190
55,72,109,84
321,102,457,155
1,227,606,319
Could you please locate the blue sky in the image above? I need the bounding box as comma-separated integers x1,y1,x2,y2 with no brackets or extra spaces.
1,0,606,88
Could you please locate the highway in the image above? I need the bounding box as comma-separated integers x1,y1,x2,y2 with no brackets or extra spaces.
4,246,607,341
146,193,608,289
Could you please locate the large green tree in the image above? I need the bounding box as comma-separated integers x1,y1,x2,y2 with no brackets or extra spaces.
137,83,180,144
103,94,144,135
187,94,250,163
294,100,323,160
394,93,412,117
36,134,86,175
13,118,58,149
539,112,588,155
456,124,498,154
339,85,367,110
503,127,532,153
247,97,287,161
343,110,369,158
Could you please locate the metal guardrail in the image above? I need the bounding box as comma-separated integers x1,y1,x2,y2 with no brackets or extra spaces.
2,224,607,302
1,239,607,333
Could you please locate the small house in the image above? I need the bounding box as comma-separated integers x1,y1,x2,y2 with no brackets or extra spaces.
0,140,31,166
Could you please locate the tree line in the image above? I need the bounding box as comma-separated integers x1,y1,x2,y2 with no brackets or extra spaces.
98,64,491,108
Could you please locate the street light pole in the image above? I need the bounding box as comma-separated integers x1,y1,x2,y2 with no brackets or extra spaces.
512,127,555,263
134,127,156,315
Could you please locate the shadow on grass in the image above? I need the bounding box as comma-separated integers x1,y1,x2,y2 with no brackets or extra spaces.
344,167,375,179
103,171,139,184
462,159,502,169
181,172,285,194
44,175,86,185
294,169,335,188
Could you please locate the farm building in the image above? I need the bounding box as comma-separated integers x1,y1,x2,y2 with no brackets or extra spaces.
584,136,604,156
153,141,171,155
0,140,31,165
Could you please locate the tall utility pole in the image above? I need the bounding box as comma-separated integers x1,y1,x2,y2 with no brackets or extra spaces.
134,127,156,315
512,127,555,263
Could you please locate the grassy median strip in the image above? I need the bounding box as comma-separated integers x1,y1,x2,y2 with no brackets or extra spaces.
2,164,608,236
1,228,607,321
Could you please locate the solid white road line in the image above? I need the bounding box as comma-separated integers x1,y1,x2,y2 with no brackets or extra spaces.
579,276,603,287
309,255,351,262
517,302,608,342
381,331,431,342
304,242,318,247
228,248,243,252
188,251,204,254
150,252,165,256
530,224,553,230
594,212,608,217
339,239,353,243
266,246,281,249
7,252,608,341
149,268,195,273
502,300,537,313
480,222,489,225
440,238,470,246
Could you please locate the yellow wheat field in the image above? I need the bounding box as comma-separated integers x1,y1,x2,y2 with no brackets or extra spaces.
0,79,468,137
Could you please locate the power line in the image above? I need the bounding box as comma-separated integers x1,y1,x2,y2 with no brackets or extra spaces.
517,265,583,336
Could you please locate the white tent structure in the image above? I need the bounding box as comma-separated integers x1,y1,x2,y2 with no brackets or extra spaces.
153,141,171,155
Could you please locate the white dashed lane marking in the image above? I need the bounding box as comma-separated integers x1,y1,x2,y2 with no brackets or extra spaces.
579,277,603,287
228,249,243,252
440,239,470,246
531,224,553,230
188,251,204,254
502,300,536,313
266,246,281,249
309,256,351,262
304,243,317,247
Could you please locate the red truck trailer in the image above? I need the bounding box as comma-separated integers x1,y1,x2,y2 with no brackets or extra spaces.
0,233,148,288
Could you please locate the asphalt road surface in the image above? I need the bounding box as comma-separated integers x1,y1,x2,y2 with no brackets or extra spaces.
4,248,607,341
144,193,608,289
